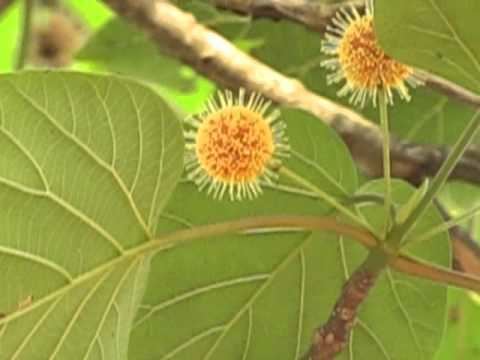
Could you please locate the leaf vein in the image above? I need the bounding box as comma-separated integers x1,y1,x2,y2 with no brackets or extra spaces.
241,308,253,360
386,270,424,359
357,319,391,360
407,25,456,42
125,84,144,195
47,269,114,360
160,326,225,360
0,126,49,191
82,259,140,360
0,245,73,282
134,273,269,329
429,0,480,74
47,192,125,254
10,296,64,360
202,233,314,360
147,107,167,230
294,249,306,360
86,78,117,168
9,82,151,238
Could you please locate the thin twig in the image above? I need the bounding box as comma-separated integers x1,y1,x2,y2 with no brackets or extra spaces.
393,254,480,293
213,0,364,32
418,71,480,109
15,0,34,70
435,201,480,277
390,110,480,245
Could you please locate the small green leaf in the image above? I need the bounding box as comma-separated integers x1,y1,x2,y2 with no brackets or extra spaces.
0,71,184,359
375,0,480,94
396,178,430,224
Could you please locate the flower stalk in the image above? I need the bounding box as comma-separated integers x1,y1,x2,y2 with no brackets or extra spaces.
389,110,480,245
379,90,392,238
278,166,378,236
409,203,480,245
15,0,34,70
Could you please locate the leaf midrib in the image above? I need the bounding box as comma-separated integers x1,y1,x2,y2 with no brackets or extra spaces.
0,237,168,328
7,80,152,239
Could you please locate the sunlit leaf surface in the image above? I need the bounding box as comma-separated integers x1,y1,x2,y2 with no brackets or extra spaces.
0,72,184,359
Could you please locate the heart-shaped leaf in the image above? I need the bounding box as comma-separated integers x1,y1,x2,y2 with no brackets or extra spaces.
0,71,184,359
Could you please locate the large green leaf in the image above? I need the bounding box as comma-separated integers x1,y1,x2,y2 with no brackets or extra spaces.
437,290,480,360
0,72,184,359
130,110,449,359
375,0,480,94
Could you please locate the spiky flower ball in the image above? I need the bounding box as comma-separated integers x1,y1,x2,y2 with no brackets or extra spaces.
321,4,421,107
184,89,289,200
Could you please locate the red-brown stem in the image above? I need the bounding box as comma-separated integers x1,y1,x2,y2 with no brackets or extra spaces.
307,253,386,360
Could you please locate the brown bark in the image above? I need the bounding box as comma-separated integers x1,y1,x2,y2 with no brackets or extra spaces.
213,0,364,32
307,264,380,360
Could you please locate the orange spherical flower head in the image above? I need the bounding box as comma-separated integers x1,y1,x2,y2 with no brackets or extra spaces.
321,4,422,107
184,89,289,201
